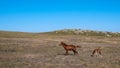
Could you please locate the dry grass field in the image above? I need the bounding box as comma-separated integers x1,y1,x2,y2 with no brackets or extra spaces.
0,30,120,68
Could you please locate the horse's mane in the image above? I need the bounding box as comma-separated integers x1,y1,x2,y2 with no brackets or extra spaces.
61,42,67,46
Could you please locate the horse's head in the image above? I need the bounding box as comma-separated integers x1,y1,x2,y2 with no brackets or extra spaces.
59,41,64,46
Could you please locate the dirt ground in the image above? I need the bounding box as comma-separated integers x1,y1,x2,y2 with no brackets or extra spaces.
0,34,120,68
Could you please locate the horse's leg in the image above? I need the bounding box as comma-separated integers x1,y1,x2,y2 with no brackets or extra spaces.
72,50,78,55
72,49,75,55
75,50,78,55
65,50,68,55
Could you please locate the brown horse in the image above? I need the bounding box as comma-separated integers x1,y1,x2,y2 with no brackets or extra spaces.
59,42,81,55
91,47,102,57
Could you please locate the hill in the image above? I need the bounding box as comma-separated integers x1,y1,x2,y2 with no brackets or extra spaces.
44,29,120,37
0,31,37,38
1,29,120,38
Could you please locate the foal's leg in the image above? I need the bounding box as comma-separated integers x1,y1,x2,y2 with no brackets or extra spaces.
91,50,96,57
98,51,103,57
99,51,102,55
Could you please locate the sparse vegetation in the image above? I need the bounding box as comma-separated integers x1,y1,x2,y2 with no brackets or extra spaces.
51,29,120,37
0,29,120,68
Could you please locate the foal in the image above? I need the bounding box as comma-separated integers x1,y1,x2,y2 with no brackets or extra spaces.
91,47,102,57
59,42,80,55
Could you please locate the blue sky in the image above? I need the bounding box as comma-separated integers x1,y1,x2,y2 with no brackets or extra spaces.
0,0,120,32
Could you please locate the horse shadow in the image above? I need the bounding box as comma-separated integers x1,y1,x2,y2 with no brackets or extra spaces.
57,53,76,56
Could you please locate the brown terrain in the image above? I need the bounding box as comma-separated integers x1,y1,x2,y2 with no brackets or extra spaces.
0,29,120,68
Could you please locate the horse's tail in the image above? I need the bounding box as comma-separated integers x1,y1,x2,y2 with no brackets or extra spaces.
76,46,81,48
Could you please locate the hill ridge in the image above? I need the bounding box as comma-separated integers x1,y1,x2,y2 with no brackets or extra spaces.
0,29,120,37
